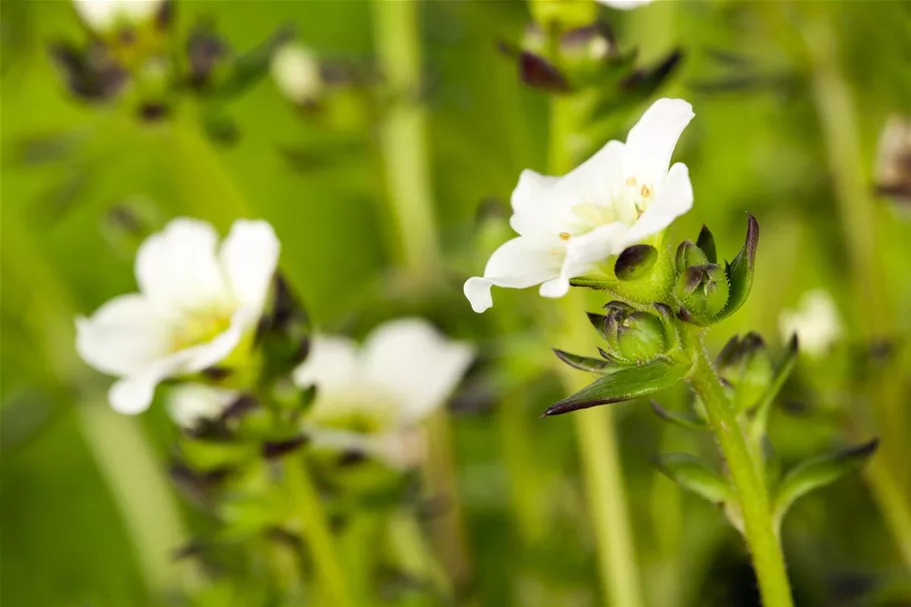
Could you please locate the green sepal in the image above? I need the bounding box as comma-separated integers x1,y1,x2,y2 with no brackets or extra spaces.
614,244,658,281
749,334,798,438
772,439,878,526
675,240,709,275
715,214,759,321
650,400,707,431
210,25,295,100
179,437,259,472
553,349,613,373
542,359,690,416
696,224,717,264
655,452,730,504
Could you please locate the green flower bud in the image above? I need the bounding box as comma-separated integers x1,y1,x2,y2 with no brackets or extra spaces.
675,264,730,324
675,240,709,274
592,302,670,364
716,333,774,412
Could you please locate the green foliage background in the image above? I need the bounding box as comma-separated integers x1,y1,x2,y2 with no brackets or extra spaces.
2,1,910,606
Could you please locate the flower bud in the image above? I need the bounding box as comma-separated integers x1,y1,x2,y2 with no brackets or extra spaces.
594,302,669,364
675,263,730,324
529,0,598,30
716,333,773,412
675,240,708,274
270,42,324,106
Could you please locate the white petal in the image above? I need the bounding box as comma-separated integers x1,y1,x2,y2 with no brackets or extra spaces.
73,0,163,32
511,170,561,213
624,99,694,188
779,290,842,357
363,319,474,422
596,0,654,9
620,162,693,247
219,219,280,311
292,335,361,396
539,222,630,299
168,384,238,429
136,218,230,313
183,306,259,372
559,140,626,214
464,237,564,313
107,352,189,415
75,294,172,377
509,170,569,238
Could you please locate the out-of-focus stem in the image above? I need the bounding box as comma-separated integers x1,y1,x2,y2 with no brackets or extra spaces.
370,0,471,588
803,12,911,570
548,97,643,607
2,214,198,595
686,335,794,607
284,458,356,607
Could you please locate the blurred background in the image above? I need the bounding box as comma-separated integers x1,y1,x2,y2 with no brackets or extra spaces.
2,1,910,606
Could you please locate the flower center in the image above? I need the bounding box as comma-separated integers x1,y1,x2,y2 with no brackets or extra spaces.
171,308,234,352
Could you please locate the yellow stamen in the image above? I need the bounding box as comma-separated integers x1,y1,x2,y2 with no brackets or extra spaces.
626,176,637,186
559,232,571,241
641,184,652,198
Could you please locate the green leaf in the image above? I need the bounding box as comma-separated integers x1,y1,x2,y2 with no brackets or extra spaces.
716,214,759,321
542,359,690,416
553,349,613,372
614,244,657,281
650,400,707,431
656,453,730,503
772,440,879,525
214,25,294,100
696,224,717,264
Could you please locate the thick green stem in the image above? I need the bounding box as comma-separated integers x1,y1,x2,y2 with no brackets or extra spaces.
687,337,794,607
284,459,356,607
370,0,471,587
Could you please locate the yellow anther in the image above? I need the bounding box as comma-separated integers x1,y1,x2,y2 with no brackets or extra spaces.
626,176,637,186
559,232,571,241
641,184,652,198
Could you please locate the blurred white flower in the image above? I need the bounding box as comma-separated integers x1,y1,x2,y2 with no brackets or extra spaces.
167,384,238,430
270,42,323,105
875,114,911,207
464,98,694,313
73,0,164,34
596,0,654,9
779,290,842,358
76,218,280,414
292,319,474,469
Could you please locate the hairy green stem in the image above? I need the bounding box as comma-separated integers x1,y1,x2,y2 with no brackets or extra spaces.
686,336,794,607
370,0,471,587
284,458,356,607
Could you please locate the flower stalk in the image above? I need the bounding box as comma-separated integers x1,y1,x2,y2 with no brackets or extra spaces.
370,0,471,586
684,331,794,607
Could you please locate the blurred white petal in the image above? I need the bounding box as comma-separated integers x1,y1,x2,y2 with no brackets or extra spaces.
219,219,280,310
779,290,842,357
363,319,474,422
168,384,238,429
596,0,654,9
136,218,229,313
271,42,323,104
73,0,163,33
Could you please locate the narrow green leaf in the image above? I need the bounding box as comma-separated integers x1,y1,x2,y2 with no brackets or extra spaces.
697,224,717,264
614,244,658,281
650,400,707,431
542,359,690,416
716,214,759,321
773,440,879,525
656,452,730,503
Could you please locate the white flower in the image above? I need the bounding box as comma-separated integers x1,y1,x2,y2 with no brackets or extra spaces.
875,114,911,206
779,290,842,358
76,218,280,415
167,384,238,430
270,42,323,105
73,0,164,34
292,319,474,468
464,98,694,313
596,0,654,9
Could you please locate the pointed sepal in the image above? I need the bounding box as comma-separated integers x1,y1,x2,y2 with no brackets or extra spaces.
716,214,759,321
696,224,717,264
553,349,613,373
